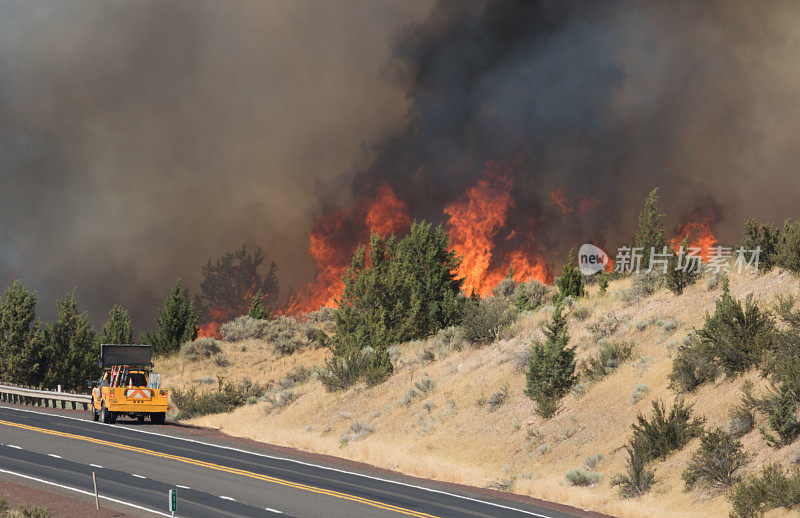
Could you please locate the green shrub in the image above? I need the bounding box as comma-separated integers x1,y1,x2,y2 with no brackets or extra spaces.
525,303,576,418
775,219,800,274
669,337,719,392
583,341,634,379
696,280,775,377
486,384,509,412
728,464,800,518
565,468,601,486
596,272,611,294
611,443,656,498
557,250,585,299
741,219,780,271
0,494,9,514
666,236,700,295
143,280,199,356
572,305,591,321
682,428,749,490
635,188,666,271
318,349,370,391
459,296,515,346
630,399,705,462
213,353,230,367
763,383,800,447
431,325,466,353
727,400,756,439
17,504,50,518
172,378,267,419
587,313,619,340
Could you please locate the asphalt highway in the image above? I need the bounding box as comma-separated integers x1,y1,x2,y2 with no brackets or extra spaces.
0,405,597,518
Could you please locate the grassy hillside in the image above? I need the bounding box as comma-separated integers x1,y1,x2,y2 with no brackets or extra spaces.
155,268,800,517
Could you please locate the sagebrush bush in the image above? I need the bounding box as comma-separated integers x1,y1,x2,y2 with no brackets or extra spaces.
514,280,548,311
431,325,466,353
630,384,649,405
220,315,270,342
341,421,374,444
181,337,222,362
587,313,619,339
583,453,604,469
683,428,749,491
491,277,517,299
564,468,601,487
630,399,705,462
318,349,370,391
583,341,634,379
212,353,230,367
728,464,800,518
460,296,516,346
727,402,756,439
486,384,509,412
572,305,591,321
172,378,267,419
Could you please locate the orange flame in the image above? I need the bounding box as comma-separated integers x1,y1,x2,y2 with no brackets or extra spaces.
671,214,718,262
446,165,551,296
550,188,601,216
283,185,411,315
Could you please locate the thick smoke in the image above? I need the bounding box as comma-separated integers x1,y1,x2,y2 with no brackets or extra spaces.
349,0,800,267
0,1,430,325
2,0,800,326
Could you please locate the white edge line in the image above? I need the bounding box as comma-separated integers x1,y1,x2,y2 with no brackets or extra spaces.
0,405,553,518
176,484,190,489
265,507,283,514
0,467,172,517
220,495,235,501
47,454,62,458
7,445,22,450
89,464,103,469
131,473,146,479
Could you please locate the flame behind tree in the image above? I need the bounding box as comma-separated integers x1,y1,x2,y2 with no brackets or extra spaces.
195,245,279,338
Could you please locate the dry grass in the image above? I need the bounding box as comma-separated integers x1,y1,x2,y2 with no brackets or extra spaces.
154,267,800,518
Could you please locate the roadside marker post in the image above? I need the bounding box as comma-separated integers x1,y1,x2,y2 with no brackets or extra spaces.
92,472,99,510
168,489,177,517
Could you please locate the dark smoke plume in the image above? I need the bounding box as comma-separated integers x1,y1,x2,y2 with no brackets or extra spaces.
3,0,800,326
0,1,430,326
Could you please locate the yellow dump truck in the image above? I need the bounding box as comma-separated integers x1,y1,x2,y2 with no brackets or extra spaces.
90,344,168,424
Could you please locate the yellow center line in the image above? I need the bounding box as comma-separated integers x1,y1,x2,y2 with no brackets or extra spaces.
0,419,438,518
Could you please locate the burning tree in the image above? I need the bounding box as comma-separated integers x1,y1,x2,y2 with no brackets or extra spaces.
323,221,462,390
195,245,280,337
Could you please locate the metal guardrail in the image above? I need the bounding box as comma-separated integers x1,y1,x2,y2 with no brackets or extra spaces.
0,383,92,410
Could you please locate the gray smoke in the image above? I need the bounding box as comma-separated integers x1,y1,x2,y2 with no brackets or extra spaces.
0,0,431,326
2,0,800,327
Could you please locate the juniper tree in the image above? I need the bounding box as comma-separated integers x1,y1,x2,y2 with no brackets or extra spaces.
248,291,271,320
0,281,42,385
195,245,280,320
741,219,780,271
144,280,199,356
327,221,463,390
636,188,666,270
557,250,584,299
666,236,699,295
525,302,576,417
40,290,99,391
100,305,134,344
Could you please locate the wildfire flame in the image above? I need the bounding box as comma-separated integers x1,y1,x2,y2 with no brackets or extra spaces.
445,165,552,296
671,212,719,261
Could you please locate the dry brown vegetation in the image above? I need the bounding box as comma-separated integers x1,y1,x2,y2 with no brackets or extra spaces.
155,267,800,517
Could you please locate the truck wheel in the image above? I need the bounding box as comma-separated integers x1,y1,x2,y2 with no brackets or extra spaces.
100,402,110,424
109,411,117,424
91,399,99,422
151,412,165,425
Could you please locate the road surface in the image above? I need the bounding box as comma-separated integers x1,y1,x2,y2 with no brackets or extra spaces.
0,404,601,518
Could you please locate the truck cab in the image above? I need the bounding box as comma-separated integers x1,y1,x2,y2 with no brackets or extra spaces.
90,344,169,424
